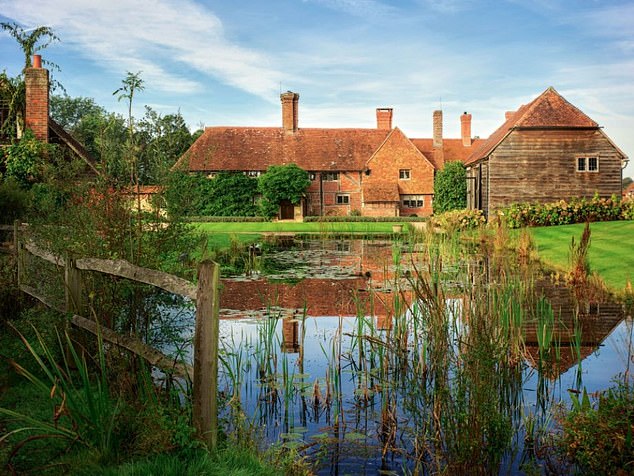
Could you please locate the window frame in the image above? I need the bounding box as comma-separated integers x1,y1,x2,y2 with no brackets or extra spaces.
323,172,340,181
336,194,350,205
399,169,411,180
401,195,424,208
576,156,599,173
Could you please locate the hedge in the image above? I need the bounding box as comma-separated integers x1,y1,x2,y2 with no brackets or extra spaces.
500,194,634,229
303,216,428,223
184,216,269,222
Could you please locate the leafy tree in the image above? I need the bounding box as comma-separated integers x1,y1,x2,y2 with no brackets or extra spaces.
433,161,467,214
3,129,49,186
0,22,59,69
623,176,633,188
136,107,193,184
51,95,105,130
257,164,310,218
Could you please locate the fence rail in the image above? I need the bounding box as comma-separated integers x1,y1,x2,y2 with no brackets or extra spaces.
7,222,218,450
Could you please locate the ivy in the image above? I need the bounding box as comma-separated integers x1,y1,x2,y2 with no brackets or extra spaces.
433,161,467,214
257,164,310,218
4,129,50,186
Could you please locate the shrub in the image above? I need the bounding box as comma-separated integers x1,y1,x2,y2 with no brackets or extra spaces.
431,209,485,232
0,178,31,222
559,383,634,475
501,194,628,229
257,164,310,218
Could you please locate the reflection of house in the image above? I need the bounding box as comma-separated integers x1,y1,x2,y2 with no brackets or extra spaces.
1,55,97,174
174,93,480,218
465,87,627,217
523,278,624,379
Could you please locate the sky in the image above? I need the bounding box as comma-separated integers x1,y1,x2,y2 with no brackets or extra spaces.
1,0,633,178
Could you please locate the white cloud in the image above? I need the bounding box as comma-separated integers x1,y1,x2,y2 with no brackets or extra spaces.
0,0,283,98
304,0,396,18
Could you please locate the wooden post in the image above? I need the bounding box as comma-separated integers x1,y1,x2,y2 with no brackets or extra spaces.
193,260,220,451
65,257,83,314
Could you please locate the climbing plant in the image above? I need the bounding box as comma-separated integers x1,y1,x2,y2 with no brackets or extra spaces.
257,164,310,218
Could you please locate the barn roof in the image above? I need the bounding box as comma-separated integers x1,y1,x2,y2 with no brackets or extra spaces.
465,87,602,165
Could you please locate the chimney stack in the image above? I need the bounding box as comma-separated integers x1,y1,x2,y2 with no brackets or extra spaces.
433,110,443,148
281,91,299,133
460,112,472,147
376,108,393,130
25,54,49,142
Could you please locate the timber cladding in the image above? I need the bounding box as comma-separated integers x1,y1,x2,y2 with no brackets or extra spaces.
487,129,622,211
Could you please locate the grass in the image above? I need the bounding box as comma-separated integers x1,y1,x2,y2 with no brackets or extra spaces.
528,220,634,291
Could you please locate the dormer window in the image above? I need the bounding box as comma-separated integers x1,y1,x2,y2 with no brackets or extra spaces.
399,169,411,180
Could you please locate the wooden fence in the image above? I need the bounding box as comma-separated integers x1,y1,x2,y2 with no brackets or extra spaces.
2,222,220,450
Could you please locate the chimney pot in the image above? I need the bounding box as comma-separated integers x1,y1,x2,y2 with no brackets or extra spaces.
376,108,393,130
32,54,42,68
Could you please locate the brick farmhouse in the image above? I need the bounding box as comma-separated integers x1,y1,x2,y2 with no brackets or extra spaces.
177,87,627,219
174,92,480,218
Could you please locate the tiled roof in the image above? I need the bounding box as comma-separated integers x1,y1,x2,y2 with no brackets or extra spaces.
363,182,400,202
465,87,599,165
174,127,391,172
410,138,482,168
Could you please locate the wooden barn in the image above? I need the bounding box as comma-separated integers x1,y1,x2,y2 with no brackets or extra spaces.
465,87,628,217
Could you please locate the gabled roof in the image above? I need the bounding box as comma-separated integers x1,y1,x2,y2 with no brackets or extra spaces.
173,127,391,172
366,127,435,170
411,138,484,167
49,118,100,176
465,87,602,165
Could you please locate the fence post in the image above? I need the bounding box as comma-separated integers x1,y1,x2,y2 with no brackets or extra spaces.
15,220,24,287
64,257,83,314
193,260,220,451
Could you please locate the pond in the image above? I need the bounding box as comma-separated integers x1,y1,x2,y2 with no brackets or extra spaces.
184,236,632,474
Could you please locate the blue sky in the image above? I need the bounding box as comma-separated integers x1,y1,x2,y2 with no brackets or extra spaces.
1,0,633,177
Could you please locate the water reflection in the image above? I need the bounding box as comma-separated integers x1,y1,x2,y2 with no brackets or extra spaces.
209,237,630,474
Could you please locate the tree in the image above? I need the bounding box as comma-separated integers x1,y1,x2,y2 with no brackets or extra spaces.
136,107,193,184
257,164,310,218
0,22,59,69
433,161,467,214
113,71,144,185
623,176,633,189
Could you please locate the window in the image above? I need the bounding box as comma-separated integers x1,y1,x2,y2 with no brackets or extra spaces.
336,194,350,205
245,170,261,177
323,172,340,181
309,172,316,180
577,156,599,173
399,169,411,180
401,195,424,208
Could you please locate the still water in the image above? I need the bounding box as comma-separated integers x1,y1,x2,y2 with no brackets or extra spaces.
180,237,631,474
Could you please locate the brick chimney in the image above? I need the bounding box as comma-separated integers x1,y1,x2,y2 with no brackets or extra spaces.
25,54,49,142
280,91,299,133
376,108,393,130
433,110,443,148
460,112,472,147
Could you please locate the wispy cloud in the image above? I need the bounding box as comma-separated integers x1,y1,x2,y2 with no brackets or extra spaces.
304,0,396,18
0,0,283,98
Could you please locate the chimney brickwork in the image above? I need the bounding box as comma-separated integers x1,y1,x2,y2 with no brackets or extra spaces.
25,54,49,142
376,108,393,130
461,112,472,147
433,110,443,148
281,91,299,133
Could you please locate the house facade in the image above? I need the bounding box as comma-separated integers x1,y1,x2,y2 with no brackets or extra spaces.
465,87,627,217
174,92,479,218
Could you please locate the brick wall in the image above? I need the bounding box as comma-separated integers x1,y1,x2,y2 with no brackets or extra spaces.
364,129,435,216
25,66,49,142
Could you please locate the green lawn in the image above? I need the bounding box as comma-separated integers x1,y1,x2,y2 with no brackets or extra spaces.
195,221,409,234
529,220,634,291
